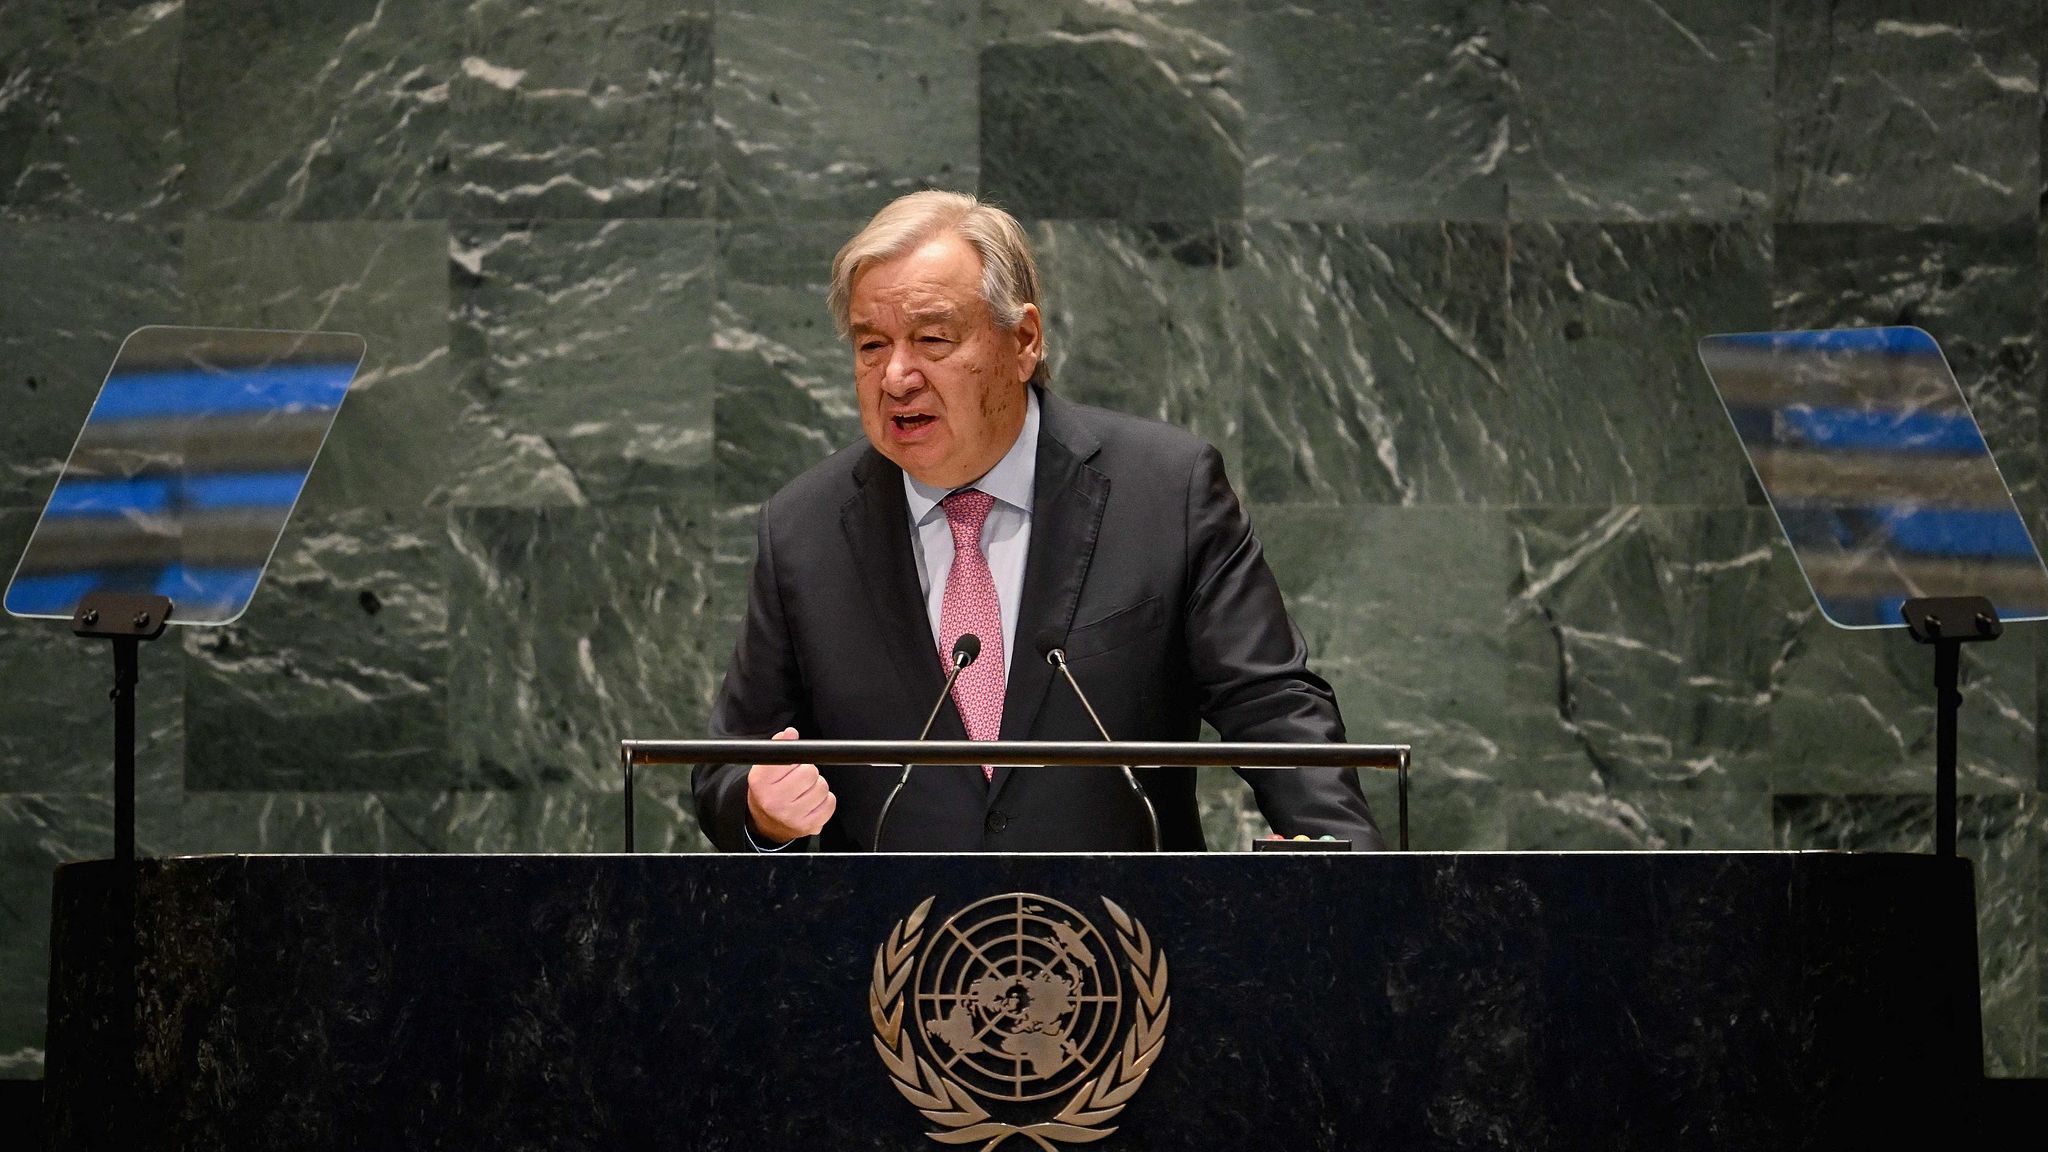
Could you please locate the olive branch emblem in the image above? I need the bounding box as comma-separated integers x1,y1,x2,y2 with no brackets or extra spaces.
869,895,1171,1150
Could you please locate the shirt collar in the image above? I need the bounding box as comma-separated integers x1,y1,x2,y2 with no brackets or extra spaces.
903,387,1040,523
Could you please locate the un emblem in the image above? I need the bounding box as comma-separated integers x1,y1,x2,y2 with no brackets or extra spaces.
870,893,1171,1149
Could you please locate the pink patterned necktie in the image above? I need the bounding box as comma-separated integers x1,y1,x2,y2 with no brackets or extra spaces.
937,489,1005,781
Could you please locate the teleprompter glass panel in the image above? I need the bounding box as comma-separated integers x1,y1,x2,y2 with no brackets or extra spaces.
4,326,364,626
1697,326,2048,629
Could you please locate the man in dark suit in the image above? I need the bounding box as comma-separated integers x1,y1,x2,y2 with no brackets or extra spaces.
693,192,1383,852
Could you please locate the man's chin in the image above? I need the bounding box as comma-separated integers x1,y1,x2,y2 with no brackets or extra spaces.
870,436,956,486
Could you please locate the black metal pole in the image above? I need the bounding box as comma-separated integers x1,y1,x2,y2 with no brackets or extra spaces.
1934,638,1959,859
1397,756,1409,852
1899,596,2000,861
112,636,137,864
622,747,635,854
72,591,170,864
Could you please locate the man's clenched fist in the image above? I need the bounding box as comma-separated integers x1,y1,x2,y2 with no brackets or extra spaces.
745,727,837,845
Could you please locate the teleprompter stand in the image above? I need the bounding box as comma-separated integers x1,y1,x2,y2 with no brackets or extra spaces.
5,326,366,865
619,739,1411,852
1901,596,2003,858
69,591,171,863
65,590,169,1152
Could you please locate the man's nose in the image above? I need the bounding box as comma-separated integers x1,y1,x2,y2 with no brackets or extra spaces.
882,345,924,394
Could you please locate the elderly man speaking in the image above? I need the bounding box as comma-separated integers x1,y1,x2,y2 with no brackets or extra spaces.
693,192,1384,852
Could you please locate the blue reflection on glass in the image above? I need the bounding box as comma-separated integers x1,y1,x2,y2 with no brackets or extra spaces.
89,365,355,421
44,472,308,517
1777,407,1985,454
1878,508,2039,558
1713,327,1937,355
2,572,104,616
1698,325,2048,628
4,327,364,625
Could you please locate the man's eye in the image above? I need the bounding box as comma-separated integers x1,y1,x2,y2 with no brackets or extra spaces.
859,341,885,352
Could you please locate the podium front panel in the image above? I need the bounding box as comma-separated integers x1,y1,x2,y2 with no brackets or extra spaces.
44,852,1976,1151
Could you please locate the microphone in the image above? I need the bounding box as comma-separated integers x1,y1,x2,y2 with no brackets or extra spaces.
1034,629,1161,852
871,634,979,850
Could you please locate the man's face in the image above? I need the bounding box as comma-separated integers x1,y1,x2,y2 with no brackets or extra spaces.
849,232,1041,489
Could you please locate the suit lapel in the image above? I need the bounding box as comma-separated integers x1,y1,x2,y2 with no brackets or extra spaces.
990,392,1108,802
840,449,965,741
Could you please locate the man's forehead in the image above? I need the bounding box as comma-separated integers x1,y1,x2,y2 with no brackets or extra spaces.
850,235,985,311
849,284,978,329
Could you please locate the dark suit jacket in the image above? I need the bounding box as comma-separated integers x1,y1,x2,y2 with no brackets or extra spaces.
693,388,1384,852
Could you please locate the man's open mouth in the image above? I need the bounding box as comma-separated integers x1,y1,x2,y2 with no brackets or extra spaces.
892,413,936,431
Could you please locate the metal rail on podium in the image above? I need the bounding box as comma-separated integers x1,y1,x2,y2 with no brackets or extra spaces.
619,739,1412,850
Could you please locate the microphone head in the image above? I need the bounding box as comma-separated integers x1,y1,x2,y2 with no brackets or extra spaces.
952,633,981,667
1033,628,1066,664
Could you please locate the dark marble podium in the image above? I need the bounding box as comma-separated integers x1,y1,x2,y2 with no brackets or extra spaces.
44,852,1977,1151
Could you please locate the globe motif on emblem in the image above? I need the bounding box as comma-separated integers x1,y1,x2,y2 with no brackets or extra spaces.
912,893,1124,1101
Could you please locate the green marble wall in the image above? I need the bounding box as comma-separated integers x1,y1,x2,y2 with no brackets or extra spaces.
0,0,2043,1081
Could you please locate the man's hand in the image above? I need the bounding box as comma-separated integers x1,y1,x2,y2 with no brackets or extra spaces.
746,727,836,844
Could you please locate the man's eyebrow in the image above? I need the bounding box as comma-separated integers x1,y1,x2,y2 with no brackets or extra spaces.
848,305,959,336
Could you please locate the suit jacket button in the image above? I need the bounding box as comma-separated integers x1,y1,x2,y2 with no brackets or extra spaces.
985,811,1008,833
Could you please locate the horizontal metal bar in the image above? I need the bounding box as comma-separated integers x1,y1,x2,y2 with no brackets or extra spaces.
621,739,1409,770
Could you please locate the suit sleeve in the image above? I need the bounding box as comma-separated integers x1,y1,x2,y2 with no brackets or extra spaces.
1182,446,1387,850
692,509,814,853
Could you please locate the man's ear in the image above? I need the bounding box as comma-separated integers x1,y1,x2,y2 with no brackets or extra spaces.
1013,302,1043,384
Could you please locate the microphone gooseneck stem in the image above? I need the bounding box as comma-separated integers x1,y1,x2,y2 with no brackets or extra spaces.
872,651,972,851
1047,648,1161,853
916,657,968,744
1050,653,1113,743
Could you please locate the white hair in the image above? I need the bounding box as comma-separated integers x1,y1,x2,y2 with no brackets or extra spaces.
829,191,1048,387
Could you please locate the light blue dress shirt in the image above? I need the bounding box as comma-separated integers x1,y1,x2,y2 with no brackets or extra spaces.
902,388,1039,682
